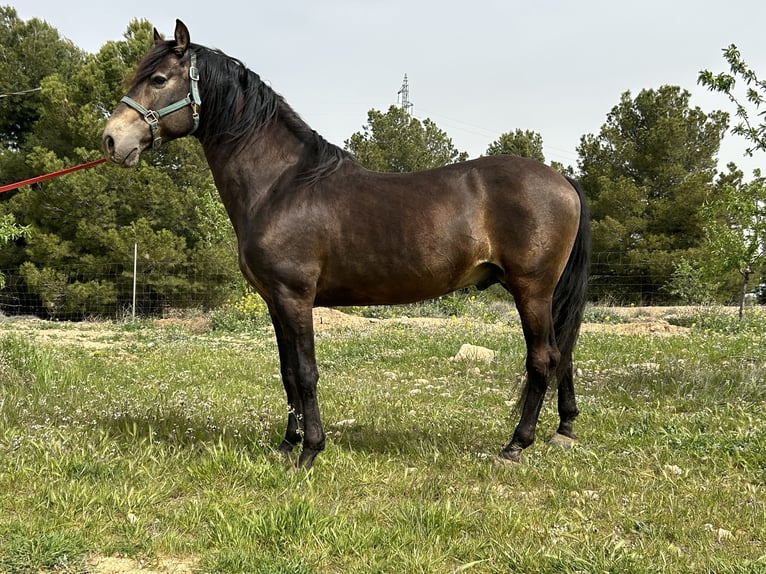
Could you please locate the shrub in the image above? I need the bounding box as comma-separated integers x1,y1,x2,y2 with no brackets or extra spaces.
583,306,629,324
662,258,718,305
210,291,270,332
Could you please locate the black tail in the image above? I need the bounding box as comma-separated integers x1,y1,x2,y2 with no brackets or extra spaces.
552,176,591,373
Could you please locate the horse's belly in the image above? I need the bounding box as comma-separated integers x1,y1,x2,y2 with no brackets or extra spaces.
314,254,497,307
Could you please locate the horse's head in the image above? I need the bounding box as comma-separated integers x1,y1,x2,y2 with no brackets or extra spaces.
102,20,200,167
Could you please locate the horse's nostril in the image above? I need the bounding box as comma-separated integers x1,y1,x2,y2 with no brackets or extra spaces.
103,135,115,155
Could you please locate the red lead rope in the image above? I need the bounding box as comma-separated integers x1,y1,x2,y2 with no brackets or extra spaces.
0,158,107,195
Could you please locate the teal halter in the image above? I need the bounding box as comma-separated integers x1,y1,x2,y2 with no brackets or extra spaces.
120,52,201,149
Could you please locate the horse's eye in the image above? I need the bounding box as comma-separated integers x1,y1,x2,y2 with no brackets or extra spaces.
150,75,168,88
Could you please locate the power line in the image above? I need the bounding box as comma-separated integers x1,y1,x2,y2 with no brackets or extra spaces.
0,87,42,99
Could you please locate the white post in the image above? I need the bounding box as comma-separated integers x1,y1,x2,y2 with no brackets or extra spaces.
132,242,137,321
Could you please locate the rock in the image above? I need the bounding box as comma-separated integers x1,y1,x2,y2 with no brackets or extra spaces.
453,343,495,363
548,432,577,448
717,528,734,542
663,464,684,476
332,418,356,428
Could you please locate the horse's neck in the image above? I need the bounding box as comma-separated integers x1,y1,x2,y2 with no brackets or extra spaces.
201,121,305,229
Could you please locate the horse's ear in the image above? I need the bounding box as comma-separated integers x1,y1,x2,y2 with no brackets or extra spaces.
153,28,163,46
173,19,190,55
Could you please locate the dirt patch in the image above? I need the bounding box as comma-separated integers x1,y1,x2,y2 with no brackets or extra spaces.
313,309,487,332
313,308,690,337
312,307,376,331
153,316,211,334
0,318,125,349
615,319,688,335
0,307,693,349
87,556,198,574
582,319,689,336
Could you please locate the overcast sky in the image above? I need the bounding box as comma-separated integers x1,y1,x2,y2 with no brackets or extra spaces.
15,0,766,176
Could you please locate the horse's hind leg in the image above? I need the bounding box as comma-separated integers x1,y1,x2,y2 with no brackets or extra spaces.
500,294,560,462
552,354,579,446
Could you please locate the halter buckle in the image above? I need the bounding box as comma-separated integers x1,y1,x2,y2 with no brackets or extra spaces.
143,110,160,126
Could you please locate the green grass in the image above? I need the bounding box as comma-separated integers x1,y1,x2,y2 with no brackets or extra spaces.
1,308,765,573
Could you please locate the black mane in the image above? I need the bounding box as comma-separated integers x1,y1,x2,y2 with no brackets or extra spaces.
132,41,354,185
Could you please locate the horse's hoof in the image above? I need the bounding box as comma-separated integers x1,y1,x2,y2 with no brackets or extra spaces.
497,448,522,464
548,432,577,448
278,440,296,455
297,447,322,470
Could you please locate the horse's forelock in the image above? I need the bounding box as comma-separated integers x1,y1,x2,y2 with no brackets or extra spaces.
126,41,187,90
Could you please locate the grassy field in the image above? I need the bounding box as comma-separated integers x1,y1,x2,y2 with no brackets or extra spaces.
0,304,764,573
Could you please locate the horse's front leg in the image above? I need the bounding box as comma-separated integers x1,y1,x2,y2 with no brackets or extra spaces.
270,312,304,454
270,295,325,469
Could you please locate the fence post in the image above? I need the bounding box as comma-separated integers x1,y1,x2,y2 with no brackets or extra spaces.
132,242,137,321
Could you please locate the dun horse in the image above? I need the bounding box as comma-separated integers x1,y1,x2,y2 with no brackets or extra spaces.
102,20,591,468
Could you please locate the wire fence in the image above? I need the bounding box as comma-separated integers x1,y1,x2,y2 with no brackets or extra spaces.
0,251,703,319
589,251,663,305
0,262,241,320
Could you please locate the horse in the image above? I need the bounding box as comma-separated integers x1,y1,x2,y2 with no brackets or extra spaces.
102,20,591,469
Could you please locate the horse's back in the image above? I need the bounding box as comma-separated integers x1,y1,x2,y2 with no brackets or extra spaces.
302,155,581,306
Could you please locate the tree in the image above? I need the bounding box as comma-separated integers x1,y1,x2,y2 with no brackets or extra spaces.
0,7,84,152
345,105,468,172
0,16,238,317
699,45,766,156
0,214,26,289
701,164,766,317
578,85,728,304
485,129,545,162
